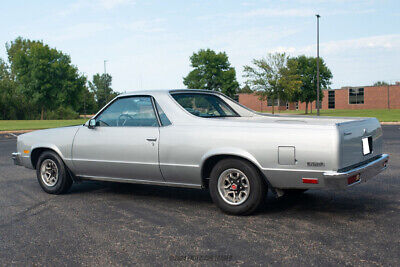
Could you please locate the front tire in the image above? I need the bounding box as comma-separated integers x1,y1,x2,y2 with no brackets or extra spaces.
209,158,267,215
36,151,72,194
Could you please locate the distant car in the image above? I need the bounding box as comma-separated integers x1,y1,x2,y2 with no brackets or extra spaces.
12,89,389,215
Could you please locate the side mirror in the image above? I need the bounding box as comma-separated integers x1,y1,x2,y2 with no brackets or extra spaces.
88,119,96,129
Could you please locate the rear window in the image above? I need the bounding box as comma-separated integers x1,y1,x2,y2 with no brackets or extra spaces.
171,93,239,118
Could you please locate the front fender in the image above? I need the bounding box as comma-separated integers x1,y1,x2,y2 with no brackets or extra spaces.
31,143,65,159
17,126,81,170
30,144,66,168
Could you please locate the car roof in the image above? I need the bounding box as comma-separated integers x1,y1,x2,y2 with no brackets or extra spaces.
118,89,221,97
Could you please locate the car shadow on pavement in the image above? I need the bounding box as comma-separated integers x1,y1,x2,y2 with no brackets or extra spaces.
69,180,213,203
68,181,393,216
259,189,392,216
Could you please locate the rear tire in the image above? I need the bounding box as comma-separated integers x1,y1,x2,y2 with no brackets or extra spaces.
36,151,72,194
209,158,267,215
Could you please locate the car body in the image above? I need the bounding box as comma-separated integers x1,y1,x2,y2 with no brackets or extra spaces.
12,89,389,214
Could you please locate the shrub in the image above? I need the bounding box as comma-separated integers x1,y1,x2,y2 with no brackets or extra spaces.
45,106,79,120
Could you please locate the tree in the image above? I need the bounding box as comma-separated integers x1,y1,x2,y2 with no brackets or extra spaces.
89,73,118,109
0,59,17,119
78,87,97,116
237,84,254,94
373,81,389,86
243,53,301,114
183,49,239,97
6,37,86,119
0,58,34,119
289,55,332,114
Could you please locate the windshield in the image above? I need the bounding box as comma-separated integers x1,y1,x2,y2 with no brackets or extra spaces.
171,93,239,118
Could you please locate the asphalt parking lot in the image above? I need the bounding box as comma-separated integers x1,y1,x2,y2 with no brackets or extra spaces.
0,126,399,265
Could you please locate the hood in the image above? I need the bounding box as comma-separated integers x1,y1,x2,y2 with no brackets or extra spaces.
20,125,82,138
19,125,82,143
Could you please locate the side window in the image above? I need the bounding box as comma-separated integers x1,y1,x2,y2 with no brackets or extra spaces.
155,102,172,126
96,96,158,127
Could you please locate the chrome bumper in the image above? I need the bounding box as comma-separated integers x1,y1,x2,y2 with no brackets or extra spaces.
12,152,22,166
323,154,389,189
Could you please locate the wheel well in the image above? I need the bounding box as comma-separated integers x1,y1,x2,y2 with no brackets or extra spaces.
31,148,57,169
201,155,269,188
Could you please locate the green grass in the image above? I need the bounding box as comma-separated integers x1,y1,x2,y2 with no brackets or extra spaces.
264,109,400,122
0,119,87,131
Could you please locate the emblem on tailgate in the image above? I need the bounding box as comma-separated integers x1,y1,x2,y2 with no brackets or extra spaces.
307,162,325,167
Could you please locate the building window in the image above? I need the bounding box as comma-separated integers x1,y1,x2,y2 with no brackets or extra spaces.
267,98,279,106
328,90,335,109
349,88,364,104
267,99,286,107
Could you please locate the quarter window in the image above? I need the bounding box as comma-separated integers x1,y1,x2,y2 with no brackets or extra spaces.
95,96,158,127
349,88,364,104
171,93,238,118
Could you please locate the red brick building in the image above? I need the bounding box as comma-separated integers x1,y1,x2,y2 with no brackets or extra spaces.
238,84,400,112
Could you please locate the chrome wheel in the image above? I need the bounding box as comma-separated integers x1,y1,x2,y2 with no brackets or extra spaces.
217,168,250,205
40,159,59,187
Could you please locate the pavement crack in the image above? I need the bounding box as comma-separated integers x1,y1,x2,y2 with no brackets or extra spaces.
0,197,56,228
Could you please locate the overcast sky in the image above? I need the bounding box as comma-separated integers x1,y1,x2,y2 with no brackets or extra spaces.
1,0,399,92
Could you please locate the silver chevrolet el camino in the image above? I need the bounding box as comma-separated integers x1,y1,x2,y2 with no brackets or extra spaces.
12,89,389,215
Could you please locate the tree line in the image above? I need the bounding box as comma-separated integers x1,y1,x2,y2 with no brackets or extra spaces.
1,37,393,120
184,49,334,114
0,37,117,120
0,38,331,119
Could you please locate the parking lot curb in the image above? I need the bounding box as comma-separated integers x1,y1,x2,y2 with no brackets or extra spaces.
0,130,34,135
381,122,400,125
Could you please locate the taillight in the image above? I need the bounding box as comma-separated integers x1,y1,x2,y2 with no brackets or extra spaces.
302,178,319,184
347,174,361,185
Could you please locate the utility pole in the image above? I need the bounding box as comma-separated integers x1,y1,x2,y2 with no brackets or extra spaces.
387,83,390,110
104,60,108,74
83,91,86,118
316,14,321,116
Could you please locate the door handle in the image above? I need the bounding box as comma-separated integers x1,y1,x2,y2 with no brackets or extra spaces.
146,138,157,142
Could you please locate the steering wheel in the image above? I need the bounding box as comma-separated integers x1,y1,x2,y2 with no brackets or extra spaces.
97,119,109,126
117,114,134,126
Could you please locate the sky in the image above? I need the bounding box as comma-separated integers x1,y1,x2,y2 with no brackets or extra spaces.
0,0,399,92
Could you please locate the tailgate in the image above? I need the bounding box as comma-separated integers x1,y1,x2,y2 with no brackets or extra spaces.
337,118,383,170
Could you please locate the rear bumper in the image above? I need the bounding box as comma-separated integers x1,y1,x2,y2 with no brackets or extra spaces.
265,154,389,190
12,152,22,166
323,154,389,189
